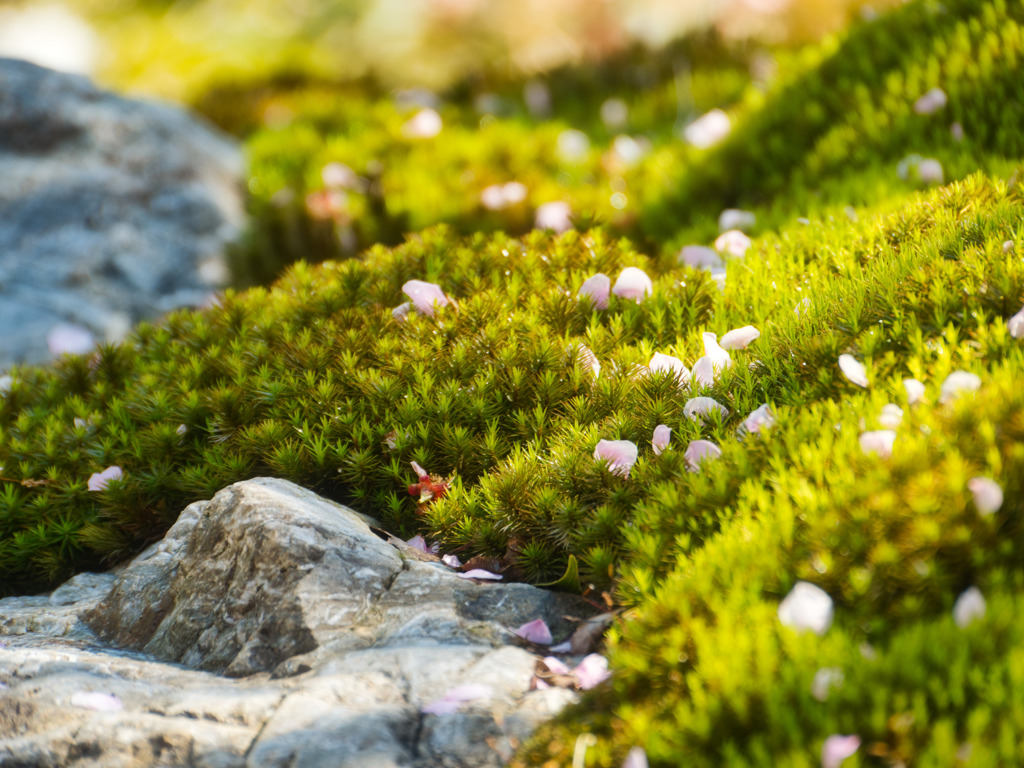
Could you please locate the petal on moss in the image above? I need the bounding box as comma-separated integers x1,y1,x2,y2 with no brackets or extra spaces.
683,108,730,149
878,403,904,429
778,581,833,635
692,333,732,388
648,352,689,384
940,371,981,404
714,230,752,258
821,735,860,768
913,87,947,115
740,403,776,435
968,477,1003,515
678,245,723,270
594,439,639,477
612,267,653,303
578,345,601,378
87,466,123,491
684,397,728,424
535,201,572,233
514,619,553,644
719,325,760,350
652,425,671,456
1008,305,1024,338
838,354,868,387
953,586,986,627
402,280,450,317
402,108,442,139
904,378,925,405
622,746,649,768
859,430,896,459
684,440,721,472
578,274,611,310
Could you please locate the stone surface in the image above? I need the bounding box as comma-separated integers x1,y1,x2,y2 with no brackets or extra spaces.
0,478,595,767
0,58,243,369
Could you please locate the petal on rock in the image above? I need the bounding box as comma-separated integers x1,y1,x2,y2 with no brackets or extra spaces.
652,424,671,456
622,746,649,768
71,691,123,711
859,430,896,459
968,477,1003,516
441,554,463,569
543,656,572,675
953,586,986,628
578,274,611,310
402,280,450,317
684,440,722,472
838,354,868,387
87,465,123,492
406,535,429,552
939,371,981,404
903,378,925,405
421,683,493,715
719,325,760,350
612,267,653,303
821,735,860,768
573,654,611,690
47,322,95,356
684,397,728,424
457,569,504,580
593,439,639,477
514,618,553,645
778,581,833,636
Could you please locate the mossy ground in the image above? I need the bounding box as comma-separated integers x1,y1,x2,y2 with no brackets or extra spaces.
4,0,1024,764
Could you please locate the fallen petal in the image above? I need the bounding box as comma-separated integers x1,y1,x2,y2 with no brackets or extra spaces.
457,569,504,580
514,618,553,645
838,354,869,387
811,667,844,702
859,430,896,459
411,461,429,480
778,581,833,635
1007,305,1024,338
535,201,572,233
421,683,493,715
47,322,95,356
691,356,715,389
719,326,760,350
578,345,601,378
648,352,689,384
714,229,752,258
918,158,943,184
939,371,981,404
684,440,722,472
740,403,776,435
548,640,573,654
821,734,860,768
593,439,639,478
968,477,1003,515
543,656,572,674
406,535,429,552
578,274,611,310
71,691,123,711
878,403,903,429
87,465,123,492
953,586,986,628
573,654,611,690
441,554,463,569
913,86,947,115
622,746,649,768
612,267,653,303
684,108,731,149
904,378,925,405
718,208,756,232
652,424,671,456
402,280,450,317
678,245,723,270
684,397,729,424
402,108,442,139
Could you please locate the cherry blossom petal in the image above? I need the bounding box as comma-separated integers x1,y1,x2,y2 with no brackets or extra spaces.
457,569,504,581
321,162,359,190
904,378,925,405
548,640,573,653
578,345,601,378
678,245,723,270
692,333,732,388
47,322,95,356
968,477,1003,515
557,129,590,162
622,746,649,768
951,122,965,142
612,267,653,303
480,184,507,210
1007,305,1024,338
535,201,572,233
691,356,715,389
392,302,413,321
578,274,611,310
652,425,671,456
859,430,896,459
502,182,527,205
740,403,776,435
684,108,731,149
718,208,756,232
543,656,571,674
939,371,981,404
1004,240,1015,254
684,440,722,472
821,735,860,768
714,230,752,257
406,535,429,552
953,586,986,628
87,465,123,491
514,619,553,644
71,691,123,711
838,354,868,387
573,654,611,690
719,326,760,350
878,403,903,429
913,87,947,115
778,581,833,635
402,280,450,317
441,554,462,569
811,668,844,702
402,108,442,139
421,683,493,714
684,397,728,424
918,158,943,184
648,352,689,383
593,439,639,478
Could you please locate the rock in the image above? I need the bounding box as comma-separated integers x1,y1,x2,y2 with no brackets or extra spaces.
0,478,597,767
0,58,243,369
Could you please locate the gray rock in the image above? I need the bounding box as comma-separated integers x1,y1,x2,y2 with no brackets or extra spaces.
0,478,597,767
0,58,243,369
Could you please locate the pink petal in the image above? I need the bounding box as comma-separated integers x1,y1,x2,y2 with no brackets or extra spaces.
578,274,611,310
543,656,572,674
702,332,733,373
859,430,896,459
951,122,965,142
968,477,1003,515
719,326,760,350
684,397,728,424
684,440,722,472
535,201,572,233
612,267,653,303
402,108,442,139
593,439,639,477
457,569,504,580
714,230,752,258
402,280,450,317
652,425,671,456
420,699,461,715
821,735,860,768
838,354,868,387
71,691,123,711
918,158,943,184
622,747,649,768
913,87,947,115
718,208,756,232
683,108,730,149
392,302,413,321
442,554,463,569
406,535,429,552
648,352,689,384
939,371,981,404
878,403,904,429
421,683,493,714
691,356,715,389
573,654,611,690
514,618,553,644
47,323,95,356
740,403,776,435
87,465,123,492
678,245,723,270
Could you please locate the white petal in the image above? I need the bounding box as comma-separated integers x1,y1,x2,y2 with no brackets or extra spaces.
684,397,729,424
612,267,653,303
778,581,833,635
859,430,896,459
593,439,639,477
684,440,722,472
903,378,925,405
535,201,572,233
691,357,714,389
441,554,462,568
719,325,760,350
392,302,413,321
878,403,903,429
1008,306,1024,338
953,586,986,628
678,245,723,270
652,425,671,456
683,108,731,149
457,569,504,580
47,322,95,356
714,230,752,257
939,371,981,404
838,354,868,387
578,345,601,378
556,129,590,162
578,274,611,310
648,352,689,384
811,668,844,702
694,333,733,385
913,87,947,115
402,108,442,139
740,403,776,435
968,477,1003,515
622,747,649,768
821,735,860,768
717,208,756,232
918,158,943,184
87,465,123,492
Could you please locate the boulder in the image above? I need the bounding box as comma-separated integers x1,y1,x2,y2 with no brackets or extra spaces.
0,478,595,767
0,58,243,369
